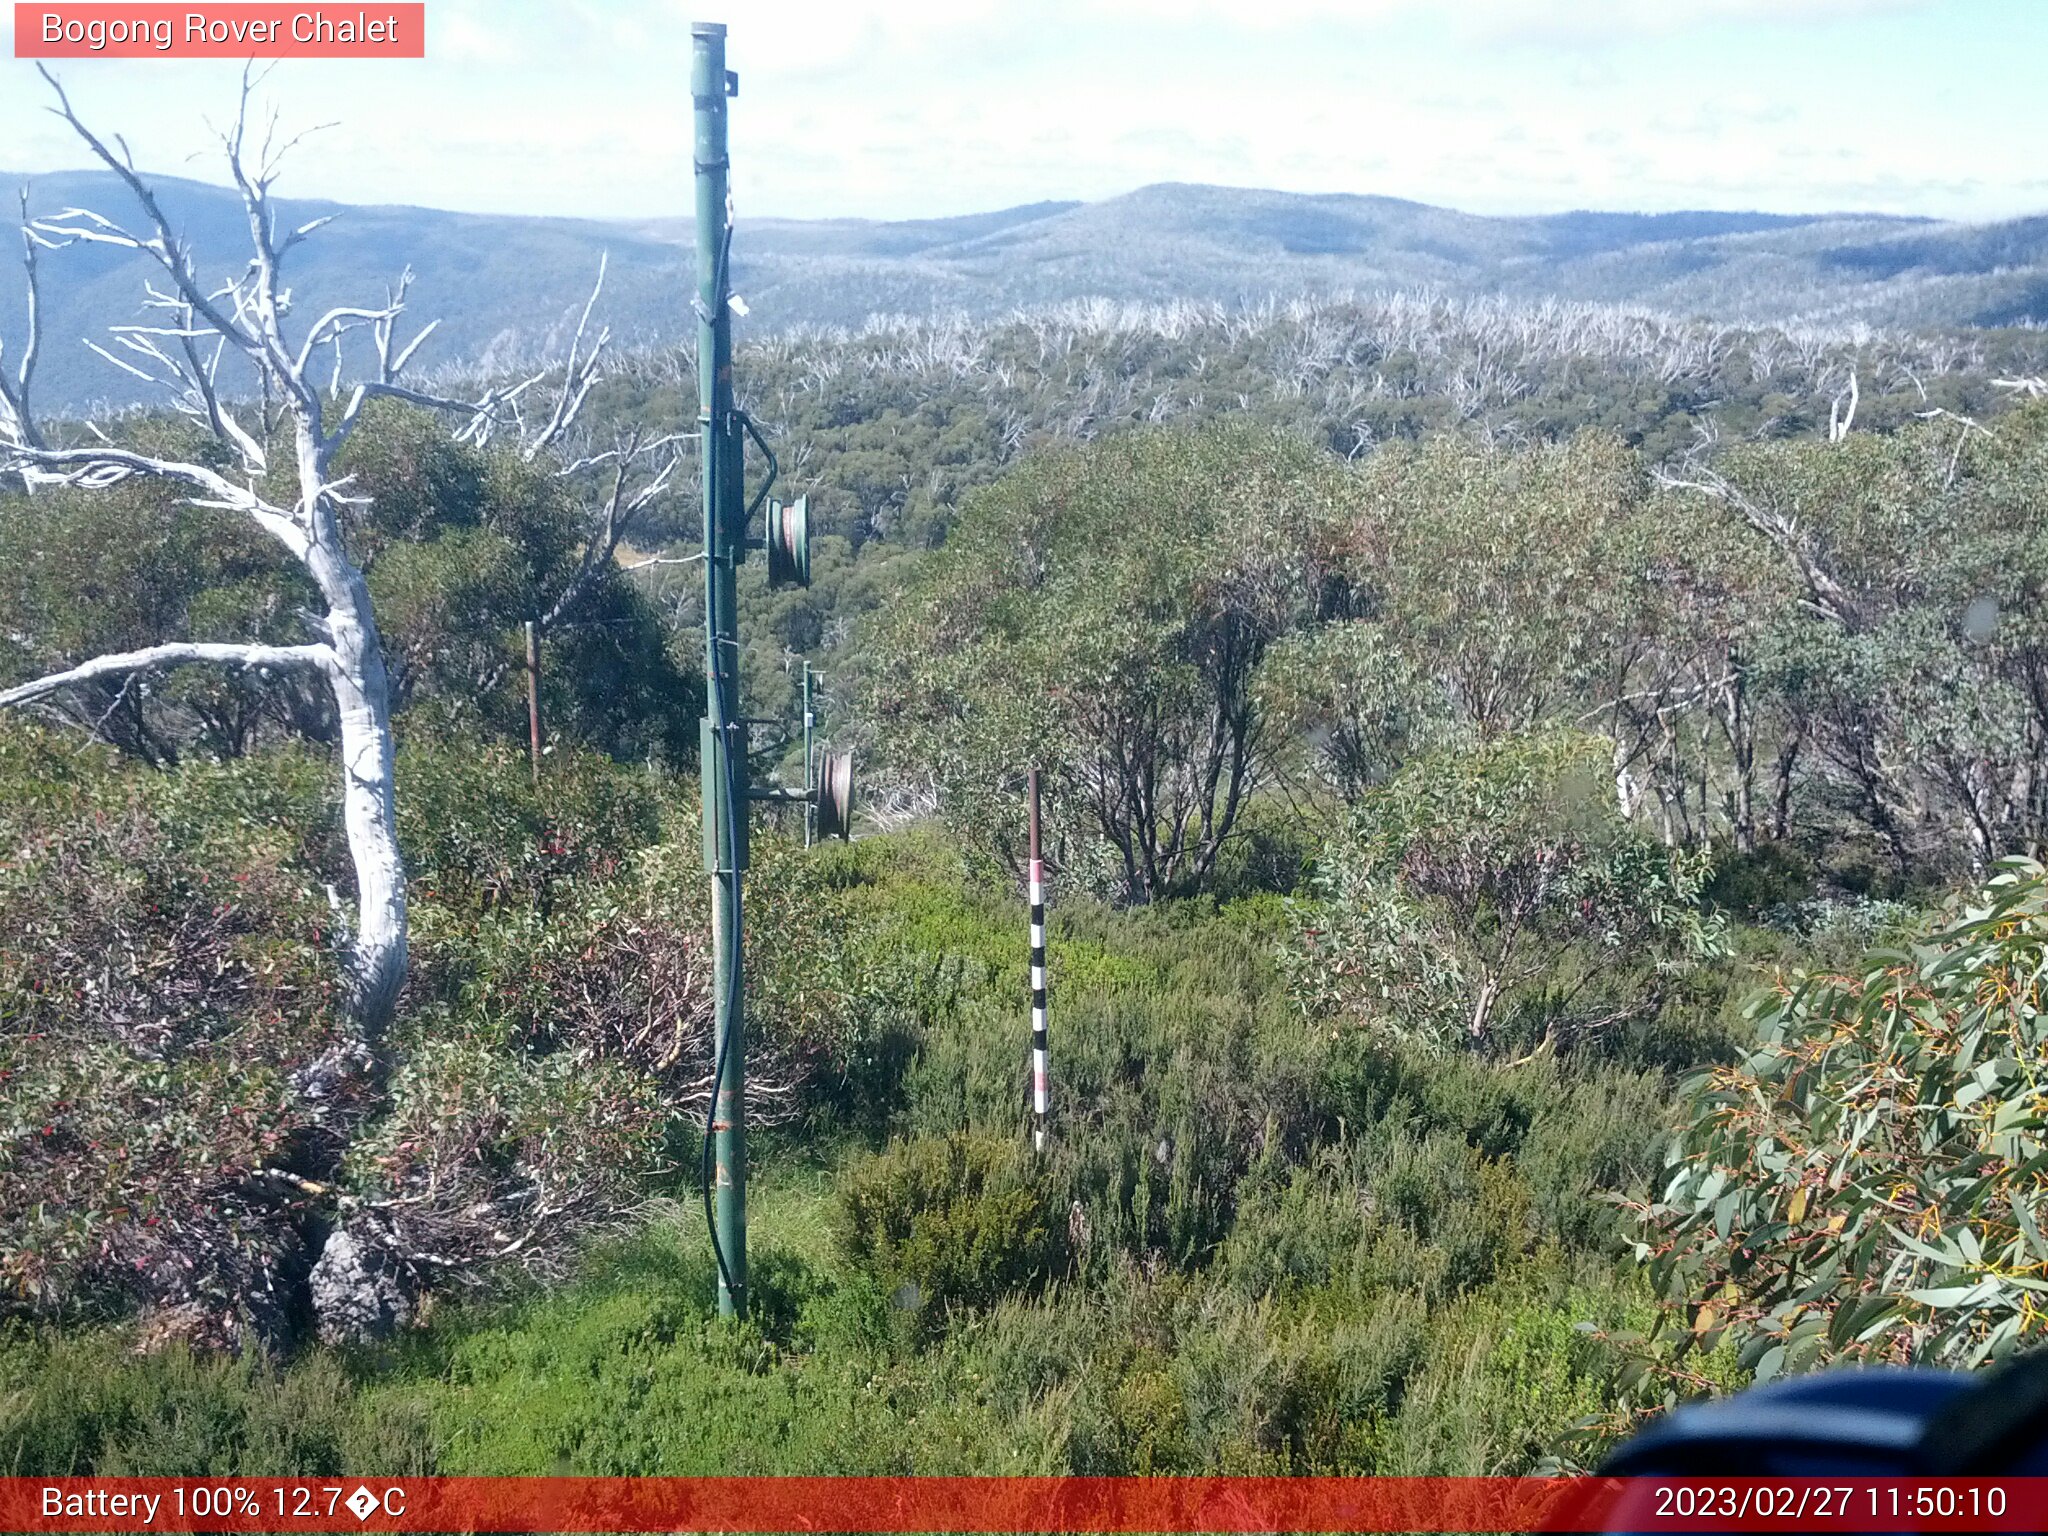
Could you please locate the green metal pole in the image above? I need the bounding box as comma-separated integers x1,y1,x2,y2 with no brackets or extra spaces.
692,19,747,1320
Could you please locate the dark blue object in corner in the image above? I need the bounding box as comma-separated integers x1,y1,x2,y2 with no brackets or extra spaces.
1601,1369,1975,1477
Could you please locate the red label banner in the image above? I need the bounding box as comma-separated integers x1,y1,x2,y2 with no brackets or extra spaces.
14,5,425,58
3,1476,2047,1532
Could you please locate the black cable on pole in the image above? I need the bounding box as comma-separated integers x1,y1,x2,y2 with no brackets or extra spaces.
699,211,744,1314
699,705,743,1310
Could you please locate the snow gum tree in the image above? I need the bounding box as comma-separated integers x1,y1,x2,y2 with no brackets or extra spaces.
0,73,676,1340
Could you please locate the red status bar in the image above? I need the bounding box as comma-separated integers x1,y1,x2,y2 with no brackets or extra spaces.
7,1475,2048,1532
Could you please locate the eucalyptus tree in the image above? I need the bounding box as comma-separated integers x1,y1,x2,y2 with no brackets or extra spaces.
1287,729,1720,1057
869,424,1344,902
1658,401,2048,870
1636,861,2048,1377
1595,484,1799,851
1267,429,1645,818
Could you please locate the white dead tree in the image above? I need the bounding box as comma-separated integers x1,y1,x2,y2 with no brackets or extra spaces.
1828,367,1860,443
0,70,429,1053
0,70,672,1054
0,190,47,451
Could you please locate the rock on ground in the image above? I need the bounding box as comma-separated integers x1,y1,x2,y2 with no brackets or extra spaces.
308,1223,413,1344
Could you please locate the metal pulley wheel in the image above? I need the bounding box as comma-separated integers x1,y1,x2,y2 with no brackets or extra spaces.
814,747,855,840
766,494,811,588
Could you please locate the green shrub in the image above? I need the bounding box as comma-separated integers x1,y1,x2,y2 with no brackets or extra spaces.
2,721,726,1340
840,1134,1063,1315
1287,728,1720,1056
0,1325,430,1476
0,799,1707,1480
1638,859,2048,1379
0,726,343,1342
1371,1267,1647,1474
396,733,664,912
1223,1124,1538,1305
1375,1133,1533,1296
1703,840,1816,919
377,1224,1017,1476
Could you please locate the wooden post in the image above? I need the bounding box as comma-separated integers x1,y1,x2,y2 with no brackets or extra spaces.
524,619,542,786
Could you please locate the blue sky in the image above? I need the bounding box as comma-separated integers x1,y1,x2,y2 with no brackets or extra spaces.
2,0,2043,224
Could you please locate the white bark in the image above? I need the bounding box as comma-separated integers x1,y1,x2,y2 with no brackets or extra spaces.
0,188,47,452
2,71,657,1043
0,69,439,1047
0,640,332,709
539,428,687,631
1828,367,1859,442
1654,462,1860,630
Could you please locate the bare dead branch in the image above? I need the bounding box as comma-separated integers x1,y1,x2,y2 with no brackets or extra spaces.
1827,367,1858,442
523,253,611,460
1913,406,1994,488
1,439,307,551
1654,463,1859,629
36,65,265,362
538,428,686,631
0,186,46,451
0,641,334,710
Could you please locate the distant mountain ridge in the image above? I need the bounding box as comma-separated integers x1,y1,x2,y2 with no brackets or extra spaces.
1,171,2042,410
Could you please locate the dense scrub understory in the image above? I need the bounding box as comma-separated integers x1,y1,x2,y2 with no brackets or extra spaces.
3,761,1742,1475
0,715,1980,1475
6,309,2048,1478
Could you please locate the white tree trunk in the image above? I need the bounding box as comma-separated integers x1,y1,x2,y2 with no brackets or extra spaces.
0,68,641,1343
326,595,408,1041
297,416,408,1042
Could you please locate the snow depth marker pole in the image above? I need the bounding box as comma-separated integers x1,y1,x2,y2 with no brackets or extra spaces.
1029,769,1049,1151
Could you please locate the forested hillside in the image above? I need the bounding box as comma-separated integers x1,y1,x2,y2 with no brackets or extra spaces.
6,169,2048,409
7,131,2048,1481
608,293,2048,746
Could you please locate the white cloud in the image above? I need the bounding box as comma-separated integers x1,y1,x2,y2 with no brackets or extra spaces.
0,0,2037,224
1448,0,1926,44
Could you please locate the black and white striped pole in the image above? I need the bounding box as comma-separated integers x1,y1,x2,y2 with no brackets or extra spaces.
1028,768,1049,1152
